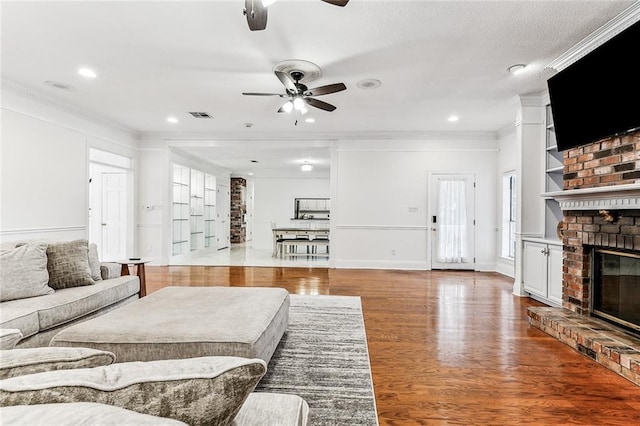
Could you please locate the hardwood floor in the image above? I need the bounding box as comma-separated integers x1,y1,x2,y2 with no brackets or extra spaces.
146,266,640,425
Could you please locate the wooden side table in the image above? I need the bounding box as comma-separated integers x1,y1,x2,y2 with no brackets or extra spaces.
116,258,152,298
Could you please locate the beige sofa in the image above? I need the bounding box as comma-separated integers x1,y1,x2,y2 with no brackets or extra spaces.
0,240,140,348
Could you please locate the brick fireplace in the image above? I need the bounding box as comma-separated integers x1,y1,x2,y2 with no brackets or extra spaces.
528,130,640,385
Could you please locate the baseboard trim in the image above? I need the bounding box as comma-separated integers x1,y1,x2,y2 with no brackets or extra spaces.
334,259,429,270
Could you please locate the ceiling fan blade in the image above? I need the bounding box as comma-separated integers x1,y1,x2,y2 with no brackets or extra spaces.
321,0,349,6
305,97,337,112
275,70,298,94
242,92,283,96
244,0,267,31
304,83,346,97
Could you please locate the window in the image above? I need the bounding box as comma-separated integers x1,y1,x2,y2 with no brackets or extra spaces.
501,172,516,259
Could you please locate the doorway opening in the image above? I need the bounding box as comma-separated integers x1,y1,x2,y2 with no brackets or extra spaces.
89,149,133,261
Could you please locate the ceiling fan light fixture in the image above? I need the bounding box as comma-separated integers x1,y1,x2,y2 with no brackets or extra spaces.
301,164,313,172
282,101,294,113
293,97,305,110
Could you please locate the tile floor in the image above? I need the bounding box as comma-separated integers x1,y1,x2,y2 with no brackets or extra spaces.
169,243,330,268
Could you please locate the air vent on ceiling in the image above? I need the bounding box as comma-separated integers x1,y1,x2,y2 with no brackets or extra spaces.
188,112,213,119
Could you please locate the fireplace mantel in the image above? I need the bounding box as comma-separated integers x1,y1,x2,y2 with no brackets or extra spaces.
542,183,640,211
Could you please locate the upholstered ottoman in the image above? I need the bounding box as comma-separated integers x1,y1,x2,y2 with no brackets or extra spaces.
50,286,289,363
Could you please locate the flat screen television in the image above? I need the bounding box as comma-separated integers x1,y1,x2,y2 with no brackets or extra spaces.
547,20,640,151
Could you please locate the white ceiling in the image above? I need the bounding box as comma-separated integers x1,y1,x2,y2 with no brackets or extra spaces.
1,0,635,174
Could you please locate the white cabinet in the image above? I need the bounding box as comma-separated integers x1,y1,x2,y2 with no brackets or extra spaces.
523,239,563,306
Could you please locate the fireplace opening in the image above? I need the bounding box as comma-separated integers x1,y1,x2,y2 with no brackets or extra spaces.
591,248,640,335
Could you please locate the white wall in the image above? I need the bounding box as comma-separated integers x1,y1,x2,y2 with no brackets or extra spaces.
136,143,232,264
495,126,518,278
252,177,330,250
332,137,499,270
1,83,138,247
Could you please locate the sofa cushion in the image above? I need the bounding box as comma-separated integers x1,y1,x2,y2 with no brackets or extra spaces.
0,276,139,335
0,243,53,302
0,308,39,340
0,329,23,350
0,356,266,426
46,240,95,289
87,244,102,282
0,347,116,380
233,393,309,426
0,403,187,425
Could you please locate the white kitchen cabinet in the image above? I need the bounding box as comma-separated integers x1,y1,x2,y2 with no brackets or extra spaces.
523,239,563,306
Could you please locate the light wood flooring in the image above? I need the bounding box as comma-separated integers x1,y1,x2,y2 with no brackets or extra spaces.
145,266,640,425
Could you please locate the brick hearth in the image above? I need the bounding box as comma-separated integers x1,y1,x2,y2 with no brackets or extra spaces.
529,307,640,385
528,129,640,385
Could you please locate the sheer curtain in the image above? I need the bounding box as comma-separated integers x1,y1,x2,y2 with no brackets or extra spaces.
437,179,468,263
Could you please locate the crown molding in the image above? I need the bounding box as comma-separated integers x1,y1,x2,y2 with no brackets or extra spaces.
1,79,140,140
547,2,640,71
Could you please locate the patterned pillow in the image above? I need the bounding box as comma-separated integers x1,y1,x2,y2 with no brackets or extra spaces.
0,347,116,380
0,242,54,302
87,244,102,282
0,356,267,426
46,240,95,289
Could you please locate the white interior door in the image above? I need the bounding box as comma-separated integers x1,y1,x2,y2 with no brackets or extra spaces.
430,173,475,270
101,172,127,260
216,183,230,250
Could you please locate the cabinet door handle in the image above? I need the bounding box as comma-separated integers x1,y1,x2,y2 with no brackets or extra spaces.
540,248,549,255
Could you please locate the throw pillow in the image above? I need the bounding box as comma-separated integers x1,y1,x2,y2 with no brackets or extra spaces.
87,243,102,281
0,242,53,302
46,240,95,289
0,347,116,380
0,356,267,425
0,329,23,351
100,262,121,280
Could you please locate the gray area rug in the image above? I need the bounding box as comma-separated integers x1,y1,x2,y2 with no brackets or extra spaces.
256,295,378,426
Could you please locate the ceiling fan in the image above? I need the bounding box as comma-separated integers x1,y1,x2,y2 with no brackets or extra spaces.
244,0,349,31
243,70,346,114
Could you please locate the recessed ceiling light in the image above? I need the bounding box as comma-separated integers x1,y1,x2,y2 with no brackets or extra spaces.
167,116,178,124
305,118,315,123
301,164,313,172
507,64,527,75
357,79,381,89
248,172,255,176
448,115,459,122
78,67,97,78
